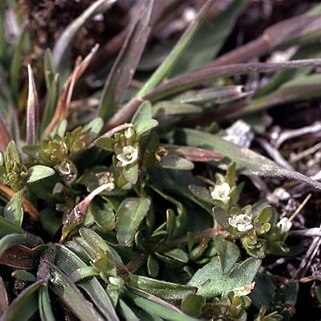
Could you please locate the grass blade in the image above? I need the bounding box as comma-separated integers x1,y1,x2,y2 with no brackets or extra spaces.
55,244,118,320
146,59,321,101
99,0,154,121
0,280,43,321
177,128,321,190
0,276,8,316
47,262,105,321
44,45,98,137
26,65,39,145
136,0,215,98
53,0,116,67
170,0,248,76
39,285,55,321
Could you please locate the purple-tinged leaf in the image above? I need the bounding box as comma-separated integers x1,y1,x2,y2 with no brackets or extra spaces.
0,244,44,270
61,183,114,241
146,59,321,101
208,10,321,67
26,65,39,145
168,145,223,162
99,0,154,121
44,45,99,137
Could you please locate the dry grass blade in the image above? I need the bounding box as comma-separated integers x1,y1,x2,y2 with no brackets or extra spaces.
52,0,116,67
26,65,39,146
0,114,11,152
99,0,154,121
44,45,99,137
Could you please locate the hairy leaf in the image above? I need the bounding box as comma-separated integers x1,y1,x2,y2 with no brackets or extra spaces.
178,128,321,190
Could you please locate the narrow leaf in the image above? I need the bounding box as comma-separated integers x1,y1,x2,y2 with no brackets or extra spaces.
0,280,44,321
55,244,118,320
39,285,55,321
136,0,215,98
129,275,196,301
146,59,321,101
0,276,9,316
44,45,99,137
125,289,198,321
99,0,154,121
178,128,321,190
26,65,39,145
47,263,105,321
170,0,248,76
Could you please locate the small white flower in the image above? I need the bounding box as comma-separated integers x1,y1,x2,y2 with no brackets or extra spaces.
228,214,253,232
116,145,138,167
277,217,292,234
210,182,231,204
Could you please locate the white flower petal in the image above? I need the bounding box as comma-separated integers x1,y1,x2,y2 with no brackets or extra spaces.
116,145,138,167
277,217,292,233
210,182,231,204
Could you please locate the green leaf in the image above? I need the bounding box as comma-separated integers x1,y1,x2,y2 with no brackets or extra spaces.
12,270,36,282
152,101,202,118
123,163,139,185
0,276,9,316
131,100,153,125
118,299,139,321
0,233,29,256
147,255,159,278
214,235,240,275
99,0,154,120
89,201,115,231
27,165,55,184
129,275,196,301
126,289,199,321
178,128,321,190
1,280,44,321
188,257,261,298
5,141,20,163
170,0,248,76
55,244,118,320
160,154,194,170
188,184,212,203
116,197,151,246
4,189,24,226
47,262,105,321
136,0,215,98
39,285,55,321
82,117,104,140
135,119,159,138
181,293,206,318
